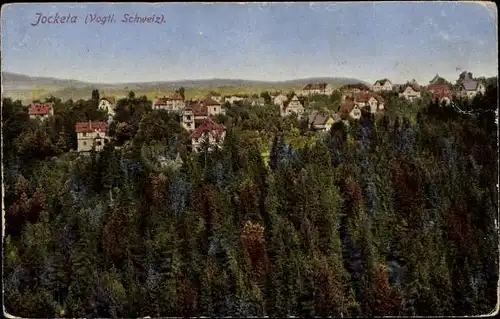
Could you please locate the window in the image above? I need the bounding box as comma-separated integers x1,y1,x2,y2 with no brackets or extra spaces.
187,115,191,120
96,141,102,146
187,123,191,128
213,108,216,112
83,132,87,137
83,141,87,146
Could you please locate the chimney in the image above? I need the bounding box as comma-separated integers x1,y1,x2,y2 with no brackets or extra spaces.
89,120,92,131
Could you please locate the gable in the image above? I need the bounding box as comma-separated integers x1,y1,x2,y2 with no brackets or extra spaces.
404,86,414,93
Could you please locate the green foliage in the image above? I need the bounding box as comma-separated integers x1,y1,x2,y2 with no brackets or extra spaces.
2,81,498,317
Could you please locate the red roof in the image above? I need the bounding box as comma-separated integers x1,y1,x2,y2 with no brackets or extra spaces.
426,84,451,94
190,118,226,139
154,97,169,105
303,83,328,90
154,93,184,105
339,100,355,116
28,103,53,115
75,121,109,133
354,92,384,103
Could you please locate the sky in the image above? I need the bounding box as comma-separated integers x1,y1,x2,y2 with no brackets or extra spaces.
1,2,498,84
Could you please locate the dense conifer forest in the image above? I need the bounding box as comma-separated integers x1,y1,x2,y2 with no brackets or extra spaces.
2,81,498,317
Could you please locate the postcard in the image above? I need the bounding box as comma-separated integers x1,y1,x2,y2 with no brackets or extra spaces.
1,2,498,318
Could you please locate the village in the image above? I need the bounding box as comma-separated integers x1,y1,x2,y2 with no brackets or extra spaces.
26,71,487,155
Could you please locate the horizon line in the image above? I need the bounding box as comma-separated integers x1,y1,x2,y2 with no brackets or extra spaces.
2,71,371,85
2,70,498,87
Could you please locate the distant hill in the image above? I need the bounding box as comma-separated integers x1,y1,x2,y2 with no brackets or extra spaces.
1,72,368,103
2,72,93,90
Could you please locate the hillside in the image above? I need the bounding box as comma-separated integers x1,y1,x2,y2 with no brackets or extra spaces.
1,72,367,102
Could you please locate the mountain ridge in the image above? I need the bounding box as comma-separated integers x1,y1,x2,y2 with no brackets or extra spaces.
2,72,369,90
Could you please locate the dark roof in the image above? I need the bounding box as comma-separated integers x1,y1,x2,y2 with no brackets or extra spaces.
189,118,226,139
461,79,480,91
186,100,208,116
311,113,331,126
303,83,329,90
100,96,116,104
374,79,391,86
340,83,371,91
400,83,421,93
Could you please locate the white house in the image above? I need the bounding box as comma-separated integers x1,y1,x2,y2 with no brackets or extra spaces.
300,83,333,96
28,102,54,121
458,78,486,99
203,97,224,116
308,111,340,132
190,118,226,152
225,96,245,105
211,96,224,104
399,84,422,101
182,98,225,131
281,95,305,117
152,93,186,112
339,101,362,120
273,94,288,107
98,97,116,116
372,79,393,92
353,93,385,113
75,121,110,152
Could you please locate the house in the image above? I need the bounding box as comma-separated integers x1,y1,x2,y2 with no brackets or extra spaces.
273,94,288,107
152,93,186,112
211,96,224,104
372,79,393,92
426,83,453,104
75,121,110,152
427,83,452,95
338,100,362,120
280,95,305,117
352,92,385,113
300,83,333,96
182,98,225,131
28,102,54,120
458,76,486,99
339,83,371,93
225,96,245,105
429,74,449,85
398,83,421,101
190,118,226,152
243,97,265,106
339,83,371,100
203,97,224,116
308,111,340,132
98,97,116,116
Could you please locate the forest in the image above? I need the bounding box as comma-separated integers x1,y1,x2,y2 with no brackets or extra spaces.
2,79,498,318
